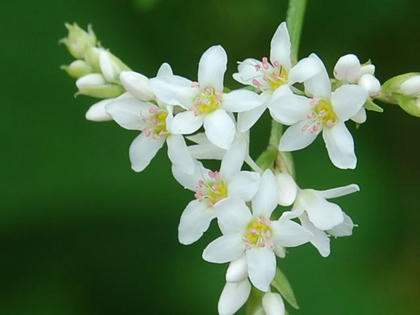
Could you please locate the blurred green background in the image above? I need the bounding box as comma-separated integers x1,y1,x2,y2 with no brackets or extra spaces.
1,0,419,314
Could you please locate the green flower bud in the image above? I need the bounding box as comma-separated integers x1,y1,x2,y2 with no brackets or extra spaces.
382,73,420,117
61,60,93,78
76,73,124,98
60,23,97,59
84,47,101,72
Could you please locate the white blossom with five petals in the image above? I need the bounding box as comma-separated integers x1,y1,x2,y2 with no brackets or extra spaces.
150,45,263,149
271,55,368,169
105,63,195,173
281,184,359,257
232,22,321,131
202,170,311,292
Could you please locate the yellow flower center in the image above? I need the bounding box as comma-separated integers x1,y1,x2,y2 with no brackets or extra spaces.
141,107,168,138
192,86,223,115
314,99,337,128
244,216,273,249
252,57,289,92
194,171,228,207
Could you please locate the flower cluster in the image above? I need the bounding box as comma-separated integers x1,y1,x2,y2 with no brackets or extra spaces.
60,21,416,314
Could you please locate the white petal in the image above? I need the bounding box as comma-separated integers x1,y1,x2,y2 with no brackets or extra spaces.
203,234,245,263
171,160,206,191
271,218,312,247
156,62,173,77
238,104,267,132
228,171,260,201
198,45,227,91
268,85,311,125
316,184,360,199
169,110,203,134
216,198,252,235
226,255,248,282
331,85,367,121
178,200,215,245
300,190,344,230
333,54,361,83
252,169,278,218
327,213,354,237
303,54,331,98
279,208,304,221
129,133,165,172
300,215,330,257
218,280,251,315
351,108,367,124
277,172,297,206
106,94,152,130
223,89,263,112
150,75,195,108
262,293,285,315
85,99,113,122
189,143,225,160
220,138,247,180
233,58,264,86
270,22,292,70
400,75,420,96
166,134,195,173
322,122,357,169
359,74,381,96
204,109,235,149
288,54,323,84
246,247,276,292
119,71,154,101
279,120,320,151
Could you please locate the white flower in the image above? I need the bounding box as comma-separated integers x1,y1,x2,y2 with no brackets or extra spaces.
272,55,368,169
150,45,263,149
334,54,381,123
202,170,311,292
173,141,260,245
282,184,359,257
105,63,195,173
232,22,321,131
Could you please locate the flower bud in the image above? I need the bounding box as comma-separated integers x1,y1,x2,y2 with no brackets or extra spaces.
61,60,92,78
76,73,124,98
262,292,285,315
277,172,297,206
60,23,97,59
359,74,381,96
120,71,155,101
333,54,361,83
99,50,130,83
400,75,420,96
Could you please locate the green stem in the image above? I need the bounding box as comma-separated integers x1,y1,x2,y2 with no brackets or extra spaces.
286,0,307,61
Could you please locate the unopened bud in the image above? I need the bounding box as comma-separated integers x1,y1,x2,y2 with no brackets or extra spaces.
99,50,129,83
61,60,92,78
76,73,124,98
226,256,248,282
359,74,381,96
400,75,420,96
333,54,361,83
60,23,97,59
277,172,297,206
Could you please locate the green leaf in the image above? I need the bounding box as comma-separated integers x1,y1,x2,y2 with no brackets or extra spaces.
246,287,266,315
365,98,384,113
271,267,299,310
